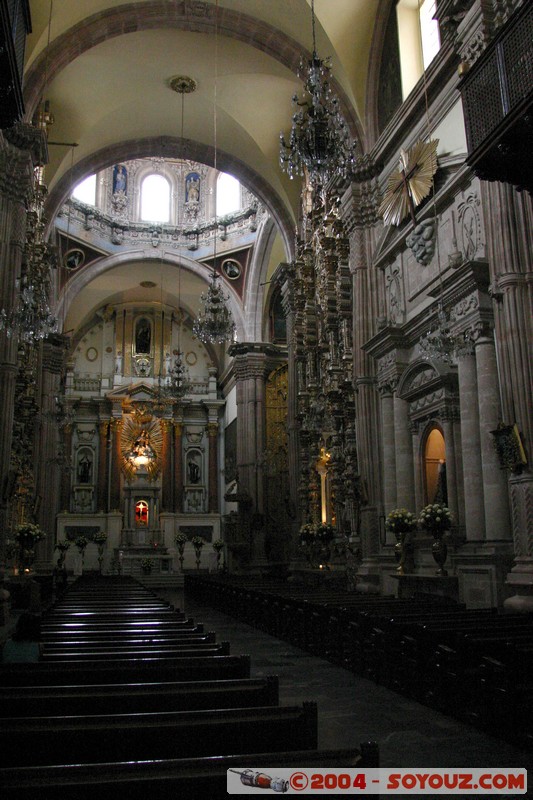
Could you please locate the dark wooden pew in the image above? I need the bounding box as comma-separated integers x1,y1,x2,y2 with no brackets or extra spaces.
40,632,216,648
0,676,280,717
39,642,231,661
0,744,379,799
1,703,318,767
0,654,251,685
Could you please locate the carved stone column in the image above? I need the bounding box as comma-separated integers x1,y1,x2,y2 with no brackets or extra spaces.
173,420,183,513
97,421,109,512
457,354,485,541
109,418,123,512
440,413,460,527
59,424,73,513
207,422,219,513
160,420,172,512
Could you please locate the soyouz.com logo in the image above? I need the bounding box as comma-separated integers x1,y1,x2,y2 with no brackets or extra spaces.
227,768,527,794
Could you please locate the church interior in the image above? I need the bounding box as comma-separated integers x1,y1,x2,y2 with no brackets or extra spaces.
0,0,532,792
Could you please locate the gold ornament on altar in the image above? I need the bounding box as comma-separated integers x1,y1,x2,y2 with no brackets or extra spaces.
379,139,439,227
121,408,163,481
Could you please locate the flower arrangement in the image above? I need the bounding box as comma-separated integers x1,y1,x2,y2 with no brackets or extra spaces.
14,523,46,543
418,503,453,534
55,540,70,552
212,539,224,551
299,522,335,546
315,523,335,542
75,535,88,552
93,531,108,545
385,508,417,535
140,558,153,570
191,536,205,569
174,532,188,547
299,523,315,546
191,536,205,549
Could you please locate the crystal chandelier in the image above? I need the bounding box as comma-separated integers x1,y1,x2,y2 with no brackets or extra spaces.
279,0,356,185
0,172,58,343
163,347,190,400
193,271,235,344
418,302,472,364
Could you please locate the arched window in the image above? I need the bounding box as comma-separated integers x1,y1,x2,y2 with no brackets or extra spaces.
72,174,96,205
141,174,170,222
216,172,241,216
396,0,441,98
424,427,447,505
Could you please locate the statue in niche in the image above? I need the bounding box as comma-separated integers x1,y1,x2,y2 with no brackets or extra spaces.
186,172,200,203
77,454,92,484
188,455,201,484
135,318,151,354
113,164,127,195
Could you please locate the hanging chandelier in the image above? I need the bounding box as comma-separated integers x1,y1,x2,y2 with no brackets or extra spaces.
0,171,58,343
279,0,356,186
192,5,236,345
193,272,235,344
418,302,472,364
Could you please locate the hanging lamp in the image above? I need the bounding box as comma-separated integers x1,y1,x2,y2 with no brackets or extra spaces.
193,0,236,345
279,0,357,186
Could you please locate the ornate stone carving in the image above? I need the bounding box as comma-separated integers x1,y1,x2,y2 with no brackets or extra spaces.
457,193,483,260
405,219,436,266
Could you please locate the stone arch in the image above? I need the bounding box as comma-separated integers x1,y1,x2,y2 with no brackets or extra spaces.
44,136,296,263
56,249,247,354
23,2,362,145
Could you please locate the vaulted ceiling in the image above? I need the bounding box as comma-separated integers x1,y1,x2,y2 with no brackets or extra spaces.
23,0,380,347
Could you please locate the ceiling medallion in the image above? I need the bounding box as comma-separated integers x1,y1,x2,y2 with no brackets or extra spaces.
168,75,197,95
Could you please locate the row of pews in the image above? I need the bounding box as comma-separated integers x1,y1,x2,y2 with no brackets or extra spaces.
186,575,533,749
0,575,378,797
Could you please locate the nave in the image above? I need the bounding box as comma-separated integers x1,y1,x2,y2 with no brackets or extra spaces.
0,576,378,798
2,575,531,800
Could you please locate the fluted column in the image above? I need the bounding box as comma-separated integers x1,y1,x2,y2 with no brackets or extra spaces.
380,387,397,513
481,182,533,605
160,420,172,512
457,354,485,540
475,335,511,540
394,393,415,509
173,420,183,513
97,421,109,512
207,422,219,513
109,418,123,512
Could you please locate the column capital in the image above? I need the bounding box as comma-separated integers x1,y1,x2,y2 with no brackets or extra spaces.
207,422,219,437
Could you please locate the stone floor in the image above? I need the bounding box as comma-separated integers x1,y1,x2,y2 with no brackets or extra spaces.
163,589,533,798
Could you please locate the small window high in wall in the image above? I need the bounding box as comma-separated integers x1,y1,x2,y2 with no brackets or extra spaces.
396,0,441,99
216,172,241,216
71,174,96,205
141,174,170,223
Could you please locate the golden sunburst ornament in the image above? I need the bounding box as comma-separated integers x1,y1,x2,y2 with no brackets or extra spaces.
121,408,163,482
379,139,439,227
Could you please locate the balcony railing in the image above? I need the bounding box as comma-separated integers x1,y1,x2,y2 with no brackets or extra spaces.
460,2,533,193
